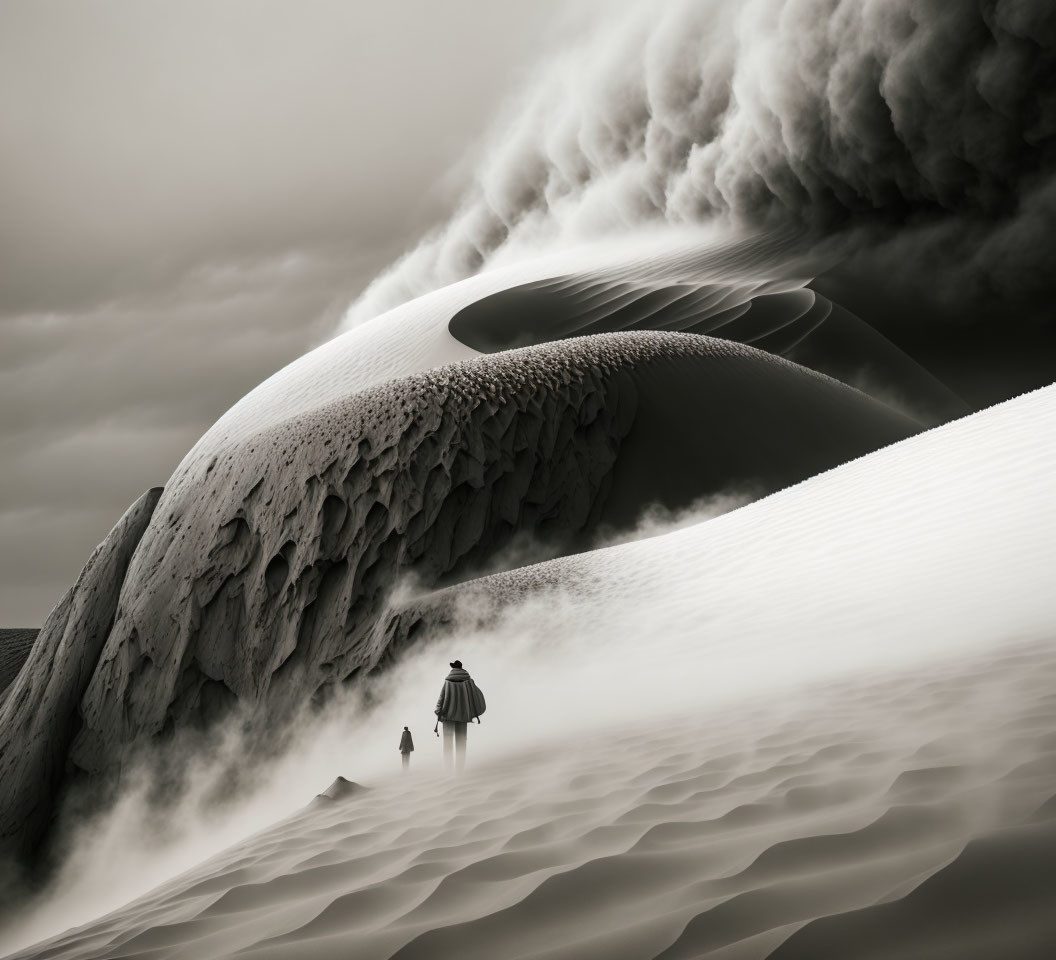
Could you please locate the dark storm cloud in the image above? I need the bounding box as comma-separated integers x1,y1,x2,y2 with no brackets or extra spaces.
0,0,601,624
348,0,1056,324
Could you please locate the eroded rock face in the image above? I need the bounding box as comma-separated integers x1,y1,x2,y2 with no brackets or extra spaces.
0,488,162,867
2,332,918,863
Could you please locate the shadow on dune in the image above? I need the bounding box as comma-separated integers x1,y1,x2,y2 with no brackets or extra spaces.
450,274,968,426
769,811,1056,960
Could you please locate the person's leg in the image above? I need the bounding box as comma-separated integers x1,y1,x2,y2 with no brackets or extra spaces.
443,722,453,771
454,722,467,774
402,752,409,770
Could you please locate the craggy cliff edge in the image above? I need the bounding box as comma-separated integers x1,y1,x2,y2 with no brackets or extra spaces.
0,489,162,865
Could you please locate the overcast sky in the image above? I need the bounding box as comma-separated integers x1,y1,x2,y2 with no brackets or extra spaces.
0,0,604,625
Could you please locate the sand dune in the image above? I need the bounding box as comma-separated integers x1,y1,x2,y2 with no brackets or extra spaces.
3,364,1049,959
8,637,1055,960
178,228,937,475
1,234,1047,956
0,331,917,869
0,229,963,871
179,232,810,469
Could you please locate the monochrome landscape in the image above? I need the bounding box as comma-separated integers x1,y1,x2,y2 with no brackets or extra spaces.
2,2,1055,958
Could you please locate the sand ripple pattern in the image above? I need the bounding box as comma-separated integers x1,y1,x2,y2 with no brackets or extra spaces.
14,638,1056,960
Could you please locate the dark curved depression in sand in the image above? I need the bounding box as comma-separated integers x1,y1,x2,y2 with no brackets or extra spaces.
450,275,965,427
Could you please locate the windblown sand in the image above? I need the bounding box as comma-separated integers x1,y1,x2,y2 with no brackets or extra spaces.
11,637,1055,960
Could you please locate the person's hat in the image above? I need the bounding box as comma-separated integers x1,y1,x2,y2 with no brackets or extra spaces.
449,660,463,669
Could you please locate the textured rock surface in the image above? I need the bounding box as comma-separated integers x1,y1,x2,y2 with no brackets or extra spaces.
0,332,917,865
312,776,365,806
0,630,38,703
0,488,162,867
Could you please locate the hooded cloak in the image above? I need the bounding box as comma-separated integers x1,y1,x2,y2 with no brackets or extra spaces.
435,668,487,723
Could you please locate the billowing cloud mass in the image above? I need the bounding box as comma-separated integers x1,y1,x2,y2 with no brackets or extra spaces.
346,0,1056,327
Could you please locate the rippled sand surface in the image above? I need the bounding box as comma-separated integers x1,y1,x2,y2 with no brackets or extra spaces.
13,637,1055,960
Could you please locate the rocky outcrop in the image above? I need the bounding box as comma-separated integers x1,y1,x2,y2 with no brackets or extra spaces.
1,332,918,864
311,776,365,806
0,488,162,867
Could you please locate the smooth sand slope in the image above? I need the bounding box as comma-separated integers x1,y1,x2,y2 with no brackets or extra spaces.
7,383,1055,960
8,638,1055,960
383,379,1055,690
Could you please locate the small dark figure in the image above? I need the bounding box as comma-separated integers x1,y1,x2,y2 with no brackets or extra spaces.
399,726,414,770
434,660,486,774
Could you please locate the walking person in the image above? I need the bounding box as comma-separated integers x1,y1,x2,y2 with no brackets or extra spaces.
399,726,414,770
434,660,486,774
